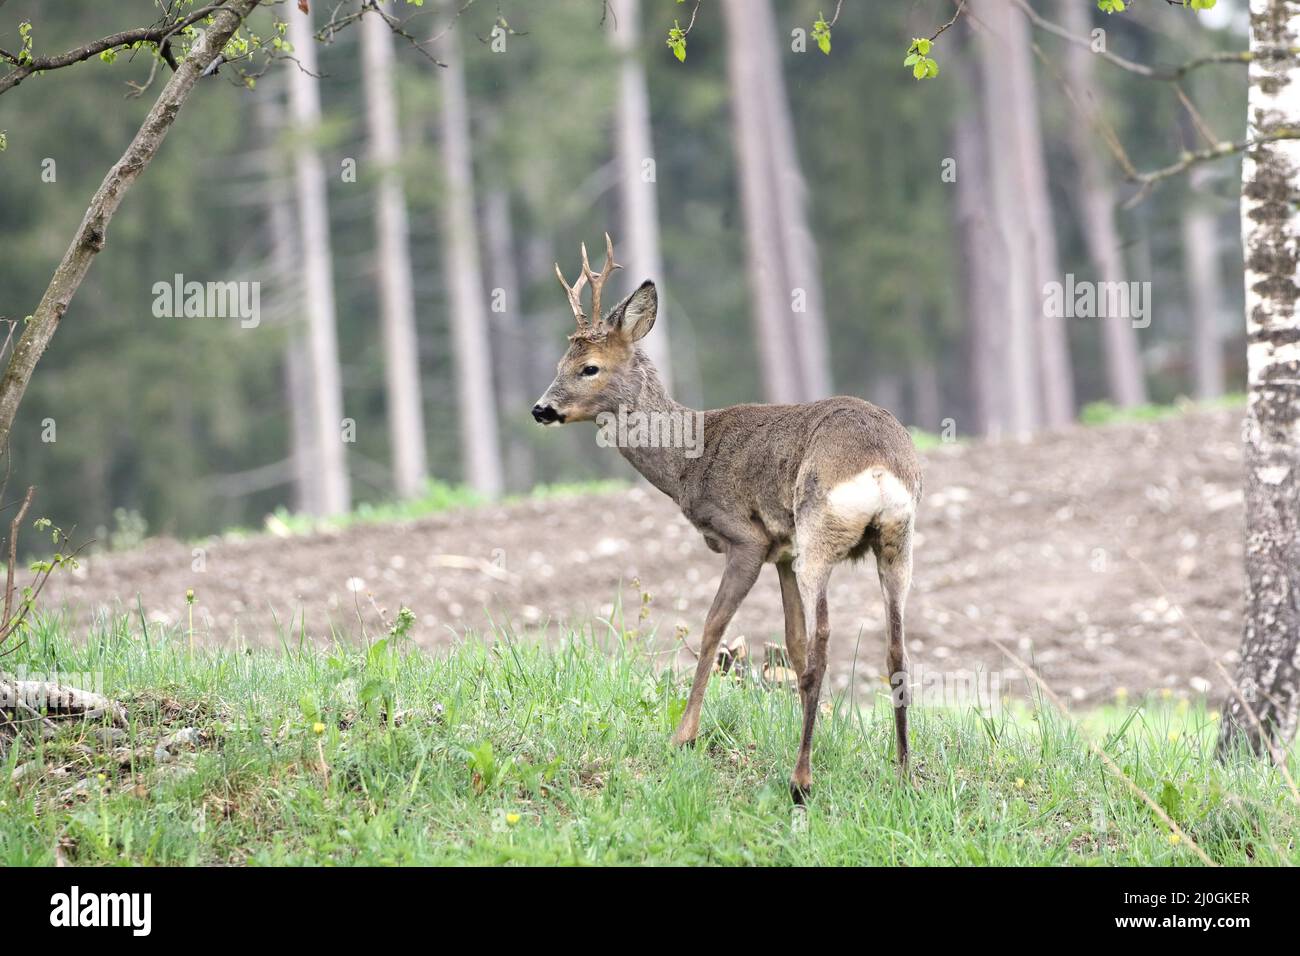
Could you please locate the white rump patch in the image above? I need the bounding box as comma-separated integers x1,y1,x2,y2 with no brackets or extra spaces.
825,467,915,527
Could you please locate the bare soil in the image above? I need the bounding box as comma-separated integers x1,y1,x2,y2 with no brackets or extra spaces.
42,407,1248,706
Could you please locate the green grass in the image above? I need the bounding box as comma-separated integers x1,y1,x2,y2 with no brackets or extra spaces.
1079,393,1246,427
1,614,1295,866
214,478,629,541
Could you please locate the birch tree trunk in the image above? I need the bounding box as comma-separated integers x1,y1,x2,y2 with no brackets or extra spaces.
1182,173,1226,400
1007,2,1074,425
257,83,322,515
721,0,803,404
362,11,429,499
433,12,504,497
610,0,672,387
977,0,1040,438
1219,0,1300,758
0,0,260,449
1059,0,1147,409
287,6,351,515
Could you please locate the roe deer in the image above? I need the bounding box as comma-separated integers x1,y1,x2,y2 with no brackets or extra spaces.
532,235,922,800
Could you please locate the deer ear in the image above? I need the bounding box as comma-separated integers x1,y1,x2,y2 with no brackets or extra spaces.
606,280,657,342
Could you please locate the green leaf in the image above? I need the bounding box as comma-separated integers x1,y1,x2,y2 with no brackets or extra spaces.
904,53,920,66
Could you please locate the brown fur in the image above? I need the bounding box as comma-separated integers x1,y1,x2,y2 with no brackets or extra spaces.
534,261,922,797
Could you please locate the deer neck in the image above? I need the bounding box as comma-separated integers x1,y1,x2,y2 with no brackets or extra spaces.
607,352,694,503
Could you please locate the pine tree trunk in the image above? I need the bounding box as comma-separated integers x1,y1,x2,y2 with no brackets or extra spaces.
433,8,504,498
749,0,833,400
362,12,428,499
482,189,534,492
256,83,321,515
977,0,1040,439
287,6,351,514
610,0,672,388
1007,1,1074,425
1059,0,1147,409
721,0,803,404
953,34,1007,438
1219,0,1300,758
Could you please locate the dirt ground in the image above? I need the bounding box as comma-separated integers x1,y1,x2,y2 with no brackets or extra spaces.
42,407,1248,707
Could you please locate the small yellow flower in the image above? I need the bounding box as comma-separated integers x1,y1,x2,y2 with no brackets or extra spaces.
1115,686,1128,700
1208,710,1221,722
97,773,107,782
1015,777,1025,789
1160,688,1173,700
1167,731,1179,743
312,722,326,735
1169,832,1181,845
506,812,521,826
186,588,196,605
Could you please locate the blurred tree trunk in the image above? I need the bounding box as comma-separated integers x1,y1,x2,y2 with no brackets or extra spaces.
1219,1,1300,759
610,0,671,387
287,7,351,515
750,0,832,399
977,1,1040,438
433,8,503,497
257,84,321,515
1059,0,1147,409
1003,2,1074,426
1182,174,1225,400
362,12,428,499
953,32,1005,438
721,0,805,404
0,0,260,451
910,360,943,434
483,189,534,492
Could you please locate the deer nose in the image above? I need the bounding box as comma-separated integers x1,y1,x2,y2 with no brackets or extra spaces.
532,403,560,424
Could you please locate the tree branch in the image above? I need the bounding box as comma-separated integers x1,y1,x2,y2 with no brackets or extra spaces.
0,2,227,96
0,0,263,449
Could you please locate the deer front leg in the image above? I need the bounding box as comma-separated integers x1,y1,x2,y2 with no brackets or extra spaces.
775,560,808,677
672,545,764,747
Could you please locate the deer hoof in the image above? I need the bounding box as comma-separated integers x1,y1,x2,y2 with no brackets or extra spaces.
670,730,697,749
789,779,811,805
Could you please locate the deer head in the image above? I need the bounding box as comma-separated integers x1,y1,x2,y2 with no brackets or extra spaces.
532,233,658,425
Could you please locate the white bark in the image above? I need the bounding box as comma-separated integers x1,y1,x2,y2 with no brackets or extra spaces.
1221,0,1300,757
610,0,672,388
433,12,503,498
287,7,351,514
362,12,429,499
720,0,803,404
1060,0,1147,409
977,0,1040,438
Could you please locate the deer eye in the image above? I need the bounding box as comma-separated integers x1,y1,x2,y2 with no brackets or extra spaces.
581,365,600,377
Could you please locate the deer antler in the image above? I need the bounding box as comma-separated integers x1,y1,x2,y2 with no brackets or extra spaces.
554,262,589,328
581,232,622,323
555,233,621,332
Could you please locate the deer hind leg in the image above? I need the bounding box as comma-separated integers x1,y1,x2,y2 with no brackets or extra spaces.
671,545,764,748
877,520,914,775
789,557,833,803
775,560,808,677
